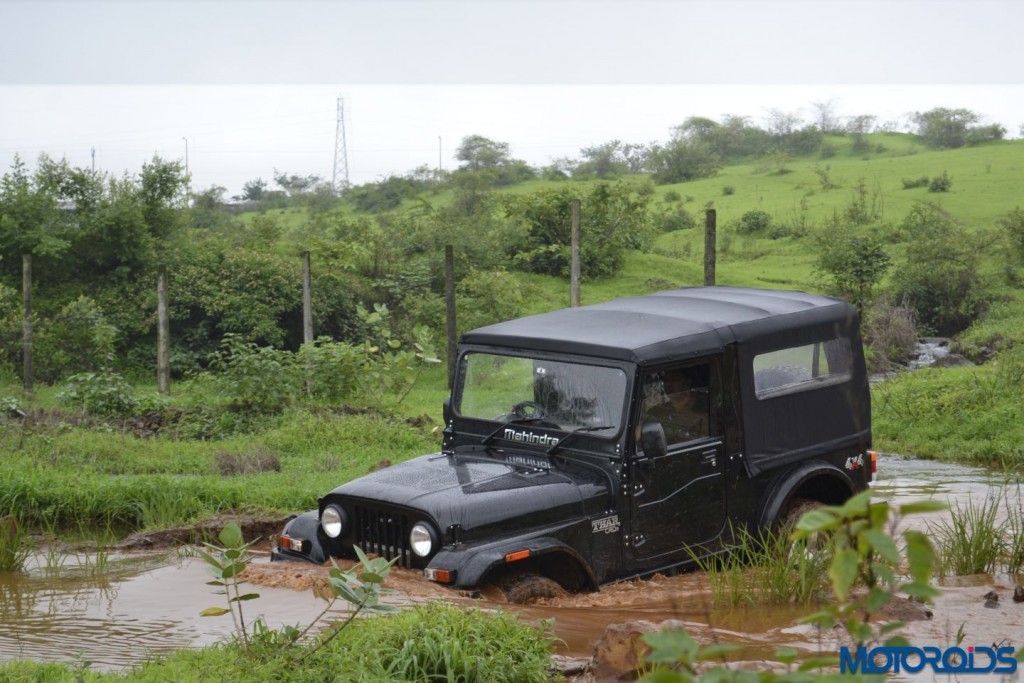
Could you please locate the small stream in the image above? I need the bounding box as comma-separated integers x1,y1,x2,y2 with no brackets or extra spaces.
1,454,1019,674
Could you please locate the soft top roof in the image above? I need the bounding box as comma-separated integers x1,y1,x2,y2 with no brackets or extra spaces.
460,286,857,363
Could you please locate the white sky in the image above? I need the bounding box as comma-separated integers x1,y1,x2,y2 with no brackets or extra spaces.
1,1,1022,196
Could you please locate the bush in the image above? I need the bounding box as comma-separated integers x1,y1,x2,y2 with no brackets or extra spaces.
210,334,300,412
722,185,735,196
928,171,952,192
652,207,696,233
57,368,142,416
735,209,772,235
889,204,987,335
863,297,918,372
998,206,1024,260
33,296,118,383
901,175,929,189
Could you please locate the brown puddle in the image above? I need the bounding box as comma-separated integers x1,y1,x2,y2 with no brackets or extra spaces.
2,453,1023,675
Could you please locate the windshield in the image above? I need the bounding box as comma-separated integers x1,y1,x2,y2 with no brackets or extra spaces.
456,352,629,434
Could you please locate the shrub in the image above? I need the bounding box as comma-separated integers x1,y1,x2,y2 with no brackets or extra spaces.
721,185,735,196
652,207,696,233
663,190,682,202
902,175,929,189
863,297,918,371
57,368,140,416
889,203,987,335
210,334,300,412
928,170,953,192
735,209,772,235
34,296,118,383
998,206,1024,260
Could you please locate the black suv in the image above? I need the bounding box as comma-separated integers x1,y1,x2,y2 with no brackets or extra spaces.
272,287,875,601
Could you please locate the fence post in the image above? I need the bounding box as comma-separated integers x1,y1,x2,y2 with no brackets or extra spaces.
445,245,457,390
157,268,170,394
22,255,32,393
570,199,581,307
704,208,717,286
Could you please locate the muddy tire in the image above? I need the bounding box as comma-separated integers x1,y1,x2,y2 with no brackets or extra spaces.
494,571,567,605
779,497,821,531
778,498,829,555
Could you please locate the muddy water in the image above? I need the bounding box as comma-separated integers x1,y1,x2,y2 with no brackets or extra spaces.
0,550,341,671
1,454,1021,674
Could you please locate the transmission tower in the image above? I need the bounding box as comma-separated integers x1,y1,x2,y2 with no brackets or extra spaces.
332,96,350,194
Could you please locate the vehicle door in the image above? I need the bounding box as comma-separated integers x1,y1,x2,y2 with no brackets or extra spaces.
628,361,727,559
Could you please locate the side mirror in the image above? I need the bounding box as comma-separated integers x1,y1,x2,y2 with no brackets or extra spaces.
640,422,667,460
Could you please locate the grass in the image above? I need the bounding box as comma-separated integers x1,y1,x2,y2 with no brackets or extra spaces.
691,524,832,608
0,372,443,533
0,603,556,683
931,486,1024,577
933,494,1005,577
872,346,1024,466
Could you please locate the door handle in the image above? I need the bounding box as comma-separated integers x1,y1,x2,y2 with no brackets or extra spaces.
699,450,717,466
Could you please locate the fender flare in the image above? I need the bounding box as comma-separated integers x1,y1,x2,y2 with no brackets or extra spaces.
428,534,598,590
757,460,858,529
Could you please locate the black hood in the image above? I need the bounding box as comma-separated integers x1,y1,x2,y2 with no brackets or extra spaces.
325,450,610,536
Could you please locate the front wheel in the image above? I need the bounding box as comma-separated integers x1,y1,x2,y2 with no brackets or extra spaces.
493,571,567,605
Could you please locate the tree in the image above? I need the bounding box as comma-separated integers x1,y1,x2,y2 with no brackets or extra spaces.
913,107,1005,149
235,178,267,202
573,140,631,179
0,155,69,279
813,218,891,314
454,135,513,171
889,203,989,335
139,155,189,241
648,139,720,184
501,181,654,278
846,114,877,153
272,170,323,196
811,98,843,134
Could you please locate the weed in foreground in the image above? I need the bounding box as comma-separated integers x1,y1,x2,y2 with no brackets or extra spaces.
0,515,32,573
934,493,1006,577
692,523,832,609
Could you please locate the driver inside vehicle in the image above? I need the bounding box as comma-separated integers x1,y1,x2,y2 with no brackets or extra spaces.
638,368,709,447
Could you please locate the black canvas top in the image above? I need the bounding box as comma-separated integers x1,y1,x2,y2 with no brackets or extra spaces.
460,286,855,363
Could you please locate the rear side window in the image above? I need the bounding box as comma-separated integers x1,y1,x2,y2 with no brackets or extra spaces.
753,338,852,399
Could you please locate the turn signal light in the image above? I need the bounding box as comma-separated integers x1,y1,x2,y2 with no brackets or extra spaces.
869,450,877,474
279,535,305,553
424,568,454,584
504,549,531,563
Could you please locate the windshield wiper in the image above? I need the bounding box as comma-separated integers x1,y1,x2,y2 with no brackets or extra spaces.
546,425,615,454
481,417,551,446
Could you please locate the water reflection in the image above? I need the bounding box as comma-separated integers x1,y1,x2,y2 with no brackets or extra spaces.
0,551,327,672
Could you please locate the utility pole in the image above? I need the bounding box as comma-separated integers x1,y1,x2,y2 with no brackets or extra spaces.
182,137,190,203
333,96,350,194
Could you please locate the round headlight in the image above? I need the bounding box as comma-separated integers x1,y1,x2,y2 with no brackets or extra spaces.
410,523,436,557
321,505,346,538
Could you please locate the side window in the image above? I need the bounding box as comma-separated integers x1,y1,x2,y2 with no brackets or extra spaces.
753,338,852,399
637,364,710,447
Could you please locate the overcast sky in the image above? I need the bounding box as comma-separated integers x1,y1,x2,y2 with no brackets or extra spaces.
1,0,1022,196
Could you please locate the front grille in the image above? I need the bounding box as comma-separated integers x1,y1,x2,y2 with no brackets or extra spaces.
352,504,412,568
